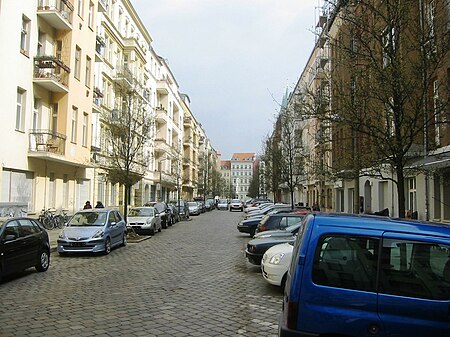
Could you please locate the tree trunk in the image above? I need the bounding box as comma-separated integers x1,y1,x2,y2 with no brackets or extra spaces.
396,166,406,218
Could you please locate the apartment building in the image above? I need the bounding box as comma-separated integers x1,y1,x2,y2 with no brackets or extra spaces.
0,0,99,215
279,0,449,220
230,153,255,200
0,0,215,215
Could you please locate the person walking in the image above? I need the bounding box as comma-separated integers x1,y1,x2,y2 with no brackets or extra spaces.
95,201,104,208
83,201,92,209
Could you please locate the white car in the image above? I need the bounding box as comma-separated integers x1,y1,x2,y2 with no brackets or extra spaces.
127,207,162,235
261,242,294,289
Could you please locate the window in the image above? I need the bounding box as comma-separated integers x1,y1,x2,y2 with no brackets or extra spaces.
19,219,40,236
313,235,379,292
16,88,26,132
82,113,88,147
85,56,91,87
71,106,78,143
77,0,84,17
75,46,81,79
407,177,417,213
88,1,94,28
20,15,30,56
32,97,41,130
379,239,450,300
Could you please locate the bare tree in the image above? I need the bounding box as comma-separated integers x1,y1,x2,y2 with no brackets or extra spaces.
298,0,448,217
101,76,153,219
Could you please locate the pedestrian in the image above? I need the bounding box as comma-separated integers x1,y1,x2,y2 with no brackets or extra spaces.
83,201,92,209
95,201,104,208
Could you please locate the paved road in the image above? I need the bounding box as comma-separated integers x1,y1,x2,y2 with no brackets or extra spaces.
0,210,283,336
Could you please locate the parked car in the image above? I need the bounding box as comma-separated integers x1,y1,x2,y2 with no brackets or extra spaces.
280,213,450,337
205,199,215,211
144,201,172,228
0,217,50,281
237,215,265,237
57,209,127,255
168,204,180,224
229,199,244,212
217,199,229,210
171,200,189,220
246,203,291,219
255,213,304,234
187,201,201,216
245,236,296,265
253,222,302,239
127,207,162,235
261,242,293,289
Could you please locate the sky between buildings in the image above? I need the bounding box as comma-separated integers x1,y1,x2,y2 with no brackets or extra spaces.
133,0,321,160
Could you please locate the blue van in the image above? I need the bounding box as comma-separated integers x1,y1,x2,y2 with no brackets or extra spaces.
279,213,450,337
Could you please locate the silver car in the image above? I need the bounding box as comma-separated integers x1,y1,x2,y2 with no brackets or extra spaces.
57,209,127,255
127,207,162,235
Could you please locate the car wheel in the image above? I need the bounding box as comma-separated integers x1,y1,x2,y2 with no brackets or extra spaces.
281,272,287,291
158,225,162,233
122,232,127,246
250,228,256,237
35,250,50,272
149,228,155,235
104,237,111,254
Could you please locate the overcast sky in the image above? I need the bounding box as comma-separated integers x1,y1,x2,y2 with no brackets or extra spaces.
132,0,321,160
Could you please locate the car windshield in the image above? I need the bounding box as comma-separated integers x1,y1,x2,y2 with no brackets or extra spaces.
153,203,165,212
231,199,241,203
129,208,154,217
68,212,107,226
188,202,197,207
219,199,228,204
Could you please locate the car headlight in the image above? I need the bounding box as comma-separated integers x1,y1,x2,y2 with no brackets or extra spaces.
146,219,152,225
269,253,285,265
92,230,104,238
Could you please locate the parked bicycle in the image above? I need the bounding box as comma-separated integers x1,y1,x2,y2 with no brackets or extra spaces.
39,208,64,230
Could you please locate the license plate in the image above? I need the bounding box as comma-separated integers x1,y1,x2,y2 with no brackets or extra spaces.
71,242,85,247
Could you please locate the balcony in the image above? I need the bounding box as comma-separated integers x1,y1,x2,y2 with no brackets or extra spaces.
154,138,171,154
156,79,170,95
33,56,70,93
37,0,73,31
123,37,146,59
155,106,168,124
113,66,134,88
183,116,192,126
28,129,66,156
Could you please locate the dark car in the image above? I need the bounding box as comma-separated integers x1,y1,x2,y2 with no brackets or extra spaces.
237,215,265,237
253,222,302,239
144,201,172,228
171,200,189,220
255,213,305,234
245,236,296,265
0,217,50,281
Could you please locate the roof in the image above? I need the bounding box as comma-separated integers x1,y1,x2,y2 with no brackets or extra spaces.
220,160,231,169
311,213,450,238
231,153,255,161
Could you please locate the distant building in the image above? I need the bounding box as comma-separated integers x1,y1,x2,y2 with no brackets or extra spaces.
230,153,255,200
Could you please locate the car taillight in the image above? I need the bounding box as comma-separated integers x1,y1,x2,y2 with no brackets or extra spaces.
259,225,267,232
286,300,298,330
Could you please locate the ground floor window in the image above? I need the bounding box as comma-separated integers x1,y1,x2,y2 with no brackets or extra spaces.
1,169,34,211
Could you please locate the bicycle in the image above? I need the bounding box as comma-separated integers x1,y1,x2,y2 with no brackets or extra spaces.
56,209,70,226
39,208,64,230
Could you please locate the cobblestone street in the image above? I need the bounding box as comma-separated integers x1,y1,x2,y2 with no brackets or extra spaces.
0,210,283,337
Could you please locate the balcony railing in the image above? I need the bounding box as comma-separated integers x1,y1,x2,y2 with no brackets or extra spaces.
37,0,73,30
29,129,66,155
114,66,134,87
33,55,70,92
